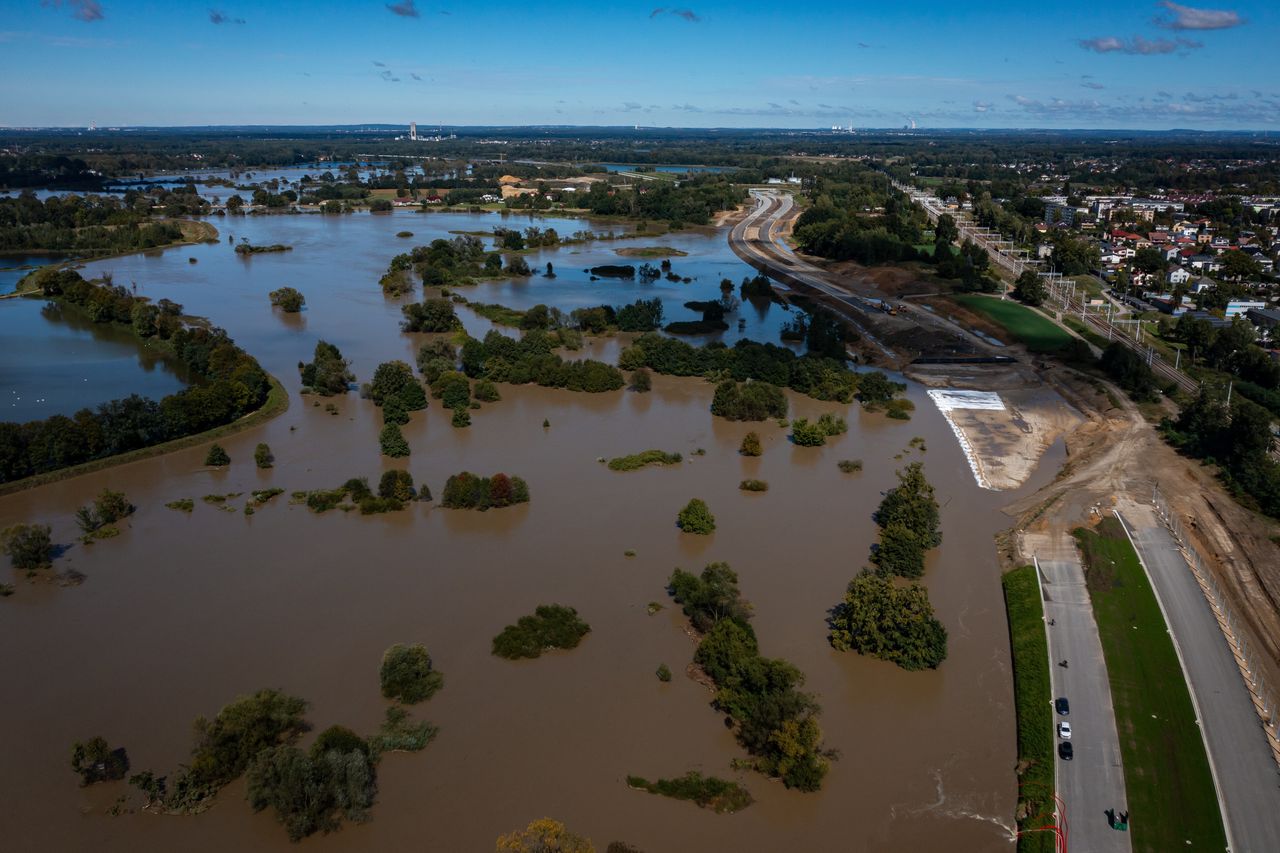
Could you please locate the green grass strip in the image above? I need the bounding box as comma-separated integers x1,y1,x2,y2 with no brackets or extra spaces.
953,294,1074,354
1002,565,1057,853
1073,518,1227,853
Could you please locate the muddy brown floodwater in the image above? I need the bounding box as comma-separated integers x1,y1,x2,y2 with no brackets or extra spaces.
0,210,1065,852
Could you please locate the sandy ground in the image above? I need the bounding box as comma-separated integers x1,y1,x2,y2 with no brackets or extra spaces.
910,364,1083,492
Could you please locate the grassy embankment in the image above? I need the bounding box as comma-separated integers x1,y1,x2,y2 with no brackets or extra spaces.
0,374,288,498
1073,518,1227,853
1002,565,1056,853
614,246,689,258
952,294,1075,355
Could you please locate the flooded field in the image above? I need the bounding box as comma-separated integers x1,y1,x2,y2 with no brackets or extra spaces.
0,210,1063,852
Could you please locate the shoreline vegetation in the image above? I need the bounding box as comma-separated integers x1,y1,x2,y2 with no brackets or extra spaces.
0,268,286,494
1001,565,1056,853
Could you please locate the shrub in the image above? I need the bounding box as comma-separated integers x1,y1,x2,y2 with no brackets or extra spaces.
451,408,471,428
739,431,762,456
491,604,591,659
71,736,130,786
656,664,672,682
711,380,788,421
837,459,863,473
885,398,914,420
74,488,135,536
268,287,305,313
667,562,751,632
607,450,682,471
816,412,847,436
790,418,827,447
629,369,652,393
497,820,594,853
378,470,416,502
246,743,374,841
368,706,438,757
739,479,769,492
379,423,410,457
165,498,195,512
677,498,715,534
627,772,753,814
473,379,500,402
205,444,231,466
380,644,445,704
2,523,53,570
254,443,274,469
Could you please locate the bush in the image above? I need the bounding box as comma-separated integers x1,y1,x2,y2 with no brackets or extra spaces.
492,604,591,659
739,431,762,456
829,571,948,670
378,470,416,502
474,379,500,402
627,772,753,814
451,408,471,428
2,523,53,570
205,444,231,466
607,450,682,471
656,663,672,682
75,488,135,536
668,562,752,632
254,443,273,469
246,743,374,841
876,462,941,549
885,399,914,420
677,498,715,534
401,298,461,333
71,736,129,786
379,423,410,457
268,287,305,313
838,459,863,473
790,418,826,447
368,706,438,757
166,498,195,512
629,369,652,393
711,380,788,421
739,479,769,492
380,644,445,704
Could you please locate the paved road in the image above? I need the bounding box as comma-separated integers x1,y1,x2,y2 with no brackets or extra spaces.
1116,503,1280,853
728,189,1002,360
1034,533,1132,853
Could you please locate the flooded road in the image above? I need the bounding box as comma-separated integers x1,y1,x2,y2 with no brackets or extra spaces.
0,210,1060,852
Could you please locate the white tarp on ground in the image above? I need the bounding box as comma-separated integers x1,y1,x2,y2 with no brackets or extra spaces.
927,390,1006,490
927,389,1006,412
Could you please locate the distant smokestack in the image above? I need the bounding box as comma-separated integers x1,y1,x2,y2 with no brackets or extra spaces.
409,121,417,141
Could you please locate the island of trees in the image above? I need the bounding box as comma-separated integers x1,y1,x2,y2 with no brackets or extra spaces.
667,563,829,790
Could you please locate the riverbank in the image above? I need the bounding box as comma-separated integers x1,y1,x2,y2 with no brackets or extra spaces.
0,372,287,498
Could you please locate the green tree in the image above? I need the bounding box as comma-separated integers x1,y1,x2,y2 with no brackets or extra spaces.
379,423,410,457
876,463,941,548
268,287,305,313
677,498,716,534
368,361,419,407
739,431,762,457
71,736,130,786
628,368,652,393
790,418,826,447
378,469,416,502
829,571,948,670
380,644,445,704
254,443,274,469
668,562,751,632
205,444,231,466
1218,249,1262,281
1013,270,1047,306
2,522,53,570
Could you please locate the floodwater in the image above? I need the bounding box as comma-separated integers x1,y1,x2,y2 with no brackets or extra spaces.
0,258,189,420
0,209,1063,852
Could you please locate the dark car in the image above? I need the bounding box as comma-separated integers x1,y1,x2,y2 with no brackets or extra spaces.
1059,741,1074,761
1055,697,1070,716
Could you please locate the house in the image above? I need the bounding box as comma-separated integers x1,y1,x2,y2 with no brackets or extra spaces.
1246,307,1280,335
1189,276,1217,293
1167,267,1191,285
1189,255,1221,273
1225,300,1268,318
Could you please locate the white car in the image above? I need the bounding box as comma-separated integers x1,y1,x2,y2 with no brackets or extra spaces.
1058,721,1073,740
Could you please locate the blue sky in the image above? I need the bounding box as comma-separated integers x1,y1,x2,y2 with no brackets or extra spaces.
1,1,1276,129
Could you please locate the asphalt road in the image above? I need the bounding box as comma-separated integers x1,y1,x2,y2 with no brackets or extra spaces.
1116,503,1280,853
1036,535,1133,853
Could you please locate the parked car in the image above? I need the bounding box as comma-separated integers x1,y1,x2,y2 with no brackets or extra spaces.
1055,697,1070,716
1058,721,1072,740
1059,742,1074,761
